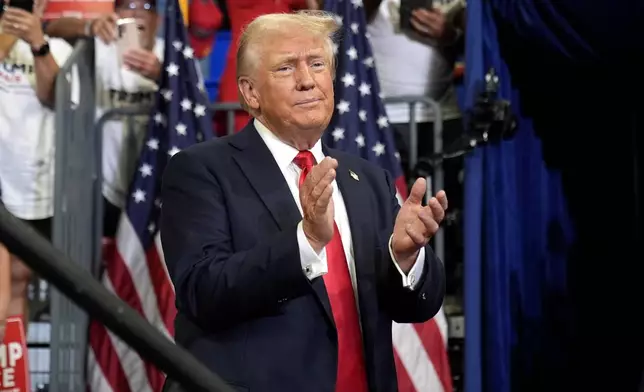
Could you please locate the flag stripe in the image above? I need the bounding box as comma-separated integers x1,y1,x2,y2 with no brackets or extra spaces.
103,275,155,392
414,317,453,391
393,322,444,392
393,349,416,392
86,343,117,392
88,320,129,392
144,245,176,335
115,218,170,338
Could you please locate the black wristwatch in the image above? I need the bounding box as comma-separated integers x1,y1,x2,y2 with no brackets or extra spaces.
31,40,51,57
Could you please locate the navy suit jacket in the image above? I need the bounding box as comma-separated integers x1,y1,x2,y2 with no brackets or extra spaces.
160,122,446,392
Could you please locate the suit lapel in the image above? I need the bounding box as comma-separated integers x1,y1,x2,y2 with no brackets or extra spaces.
230,124,302,231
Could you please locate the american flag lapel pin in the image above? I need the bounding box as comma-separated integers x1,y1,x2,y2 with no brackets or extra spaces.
349,170,359,181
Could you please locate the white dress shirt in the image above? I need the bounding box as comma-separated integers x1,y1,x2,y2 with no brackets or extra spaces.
254,120,425,295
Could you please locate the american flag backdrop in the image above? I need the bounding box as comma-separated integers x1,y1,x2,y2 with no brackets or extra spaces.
322,0,453,391
86,0,213,389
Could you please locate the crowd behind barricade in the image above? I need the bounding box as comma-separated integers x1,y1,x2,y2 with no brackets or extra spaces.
0,0,466,389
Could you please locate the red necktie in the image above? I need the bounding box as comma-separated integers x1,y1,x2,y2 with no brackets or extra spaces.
293,151,368,392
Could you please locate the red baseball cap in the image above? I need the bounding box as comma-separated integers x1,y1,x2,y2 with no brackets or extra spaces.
188,0,222,59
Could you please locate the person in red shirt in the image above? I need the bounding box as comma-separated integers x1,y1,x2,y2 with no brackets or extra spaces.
215,0,320,136
187,0,223,60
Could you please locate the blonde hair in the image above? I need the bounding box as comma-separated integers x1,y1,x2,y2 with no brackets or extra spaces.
236,11,340,113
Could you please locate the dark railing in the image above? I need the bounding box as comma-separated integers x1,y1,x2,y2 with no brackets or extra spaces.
0,204,233,392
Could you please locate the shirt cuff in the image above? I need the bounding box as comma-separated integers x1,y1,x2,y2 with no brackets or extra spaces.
388,235,426,290
297,221,328,280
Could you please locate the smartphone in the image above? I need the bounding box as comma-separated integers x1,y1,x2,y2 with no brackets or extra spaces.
2,0,34,13
116,18,140,62
399,0,433,32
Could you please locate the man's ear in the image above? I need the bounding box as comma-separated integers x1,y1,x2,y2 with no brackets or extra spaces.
238,77,260,111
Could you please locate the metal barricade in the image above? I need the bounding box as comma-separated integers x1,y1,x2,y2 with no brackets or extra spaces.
92,106,153,277
212,102,242,136
90,101,240,274
382,95,446,263
51,38,97,392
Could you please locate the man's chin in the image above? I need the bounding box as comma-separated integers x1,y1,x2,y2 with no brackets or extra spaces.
294,117,331,134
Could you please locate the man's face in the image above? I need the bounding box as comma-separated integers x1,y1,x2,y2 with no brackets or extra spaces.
117,1,157,49
248,30,335,135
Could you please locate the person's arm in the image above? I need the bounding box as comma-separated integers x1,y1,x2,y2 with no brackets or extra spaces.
378,171,445,324
31,41,61,107
45,14,117,44
44,17,89,41
160,151,314,329
388,236,425,290
0,243,11,341
0,7,60,106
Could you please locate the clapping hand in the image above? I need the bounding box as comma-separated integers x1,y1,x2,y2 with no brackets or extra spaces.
391,178,447,272
300,157,338,254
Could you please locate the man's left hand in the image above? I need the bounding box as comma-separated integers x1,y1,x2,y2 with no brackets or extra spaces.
1,6,46,48
122,48,161,80
391,178,448,272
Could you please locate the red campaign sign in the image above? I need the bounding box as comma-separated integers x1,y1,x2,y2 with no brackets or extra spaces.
0,317,30,392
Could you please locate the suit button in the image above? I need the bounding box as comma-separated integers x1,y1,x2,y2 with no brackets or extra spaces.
421,293,426,300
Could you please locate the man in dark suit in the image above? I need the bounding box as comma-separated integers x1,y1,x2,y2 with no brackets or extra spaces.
160,11,447,392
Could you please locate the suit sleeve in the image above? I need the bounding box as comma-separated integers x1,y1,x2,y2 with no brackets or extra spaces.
160,151,312,329
378,171,446,324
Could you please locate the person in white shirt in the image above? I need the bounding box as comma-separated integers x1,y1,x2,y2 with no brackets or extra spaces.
46,0,164,237
0,0,73,329
366,0,465,180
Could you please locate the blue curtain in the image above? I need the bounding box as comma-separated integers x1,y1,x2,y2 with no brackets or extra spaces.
464,0,644,391
463,2,574,391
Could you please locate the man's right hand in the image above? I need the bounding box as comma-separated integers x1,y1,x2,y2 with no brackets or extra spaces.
90,13,118,44
300,157,338,253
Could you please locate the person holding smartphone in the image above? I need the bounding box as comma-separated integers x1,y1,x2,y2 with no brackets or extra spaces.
0,0,73,334
366,0,466,182
46,0,164,239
